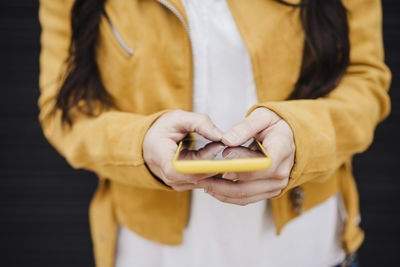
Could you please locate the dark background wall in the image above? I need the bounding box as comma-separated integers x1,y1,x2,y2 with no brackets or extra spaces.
0,1,398,266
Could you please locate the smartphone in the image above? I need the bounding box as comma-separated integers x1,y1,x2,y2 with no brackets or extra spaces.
172,137,272,174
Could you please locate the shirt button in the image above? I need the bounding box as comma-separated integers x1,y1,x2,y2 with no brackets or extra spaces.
290,186,305,214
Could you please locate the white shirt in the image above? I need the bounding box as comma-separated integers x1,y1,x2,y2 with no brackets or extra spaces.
115,0,346,266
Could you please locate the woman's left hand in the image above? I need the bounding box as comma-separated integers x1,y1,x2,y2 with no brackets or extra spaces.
197,107,296,206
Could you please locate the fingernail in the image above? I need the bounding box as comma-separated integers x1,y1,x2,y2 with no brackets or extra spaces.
223,131,238,144
224,151,237,159
222,172,237,180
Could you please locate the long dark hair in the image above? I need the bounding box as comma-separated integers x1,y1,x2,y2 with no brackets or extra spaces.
56,0,112,125
56,0,350,124
276,0,350,99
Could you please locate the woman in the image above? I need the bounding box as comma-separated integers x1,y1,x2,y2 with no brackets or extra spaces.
38,0,391,266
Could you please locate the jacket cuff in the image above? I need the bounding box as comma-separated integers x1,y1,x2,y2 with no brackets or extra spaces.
134,109,174,190
246,102,313,197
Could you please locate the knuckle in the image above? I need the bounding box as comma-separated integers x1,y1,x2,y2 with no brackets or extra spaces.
286,140,295,155
167,180,180,186
143,152,153,166
174,109,185,116
185,175,199,183
203,184,213,194
280,178,289,189
199,113,211,124
238,199,249,206
268,167,279,178
216,195,229,204
270,190,282,198
171,185,184,192
162,161,172,174
242,119,255,133
202,113,211,120
279,134,295,155
163,176,175,186
275,169,290,180
162,166,177,184
170,109,185,120
163,169,173,180
289,141,296,154
166,110,178,119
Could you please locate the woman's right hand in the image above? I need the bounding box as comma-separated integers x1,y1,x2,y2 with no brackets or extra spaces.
143,110,223,191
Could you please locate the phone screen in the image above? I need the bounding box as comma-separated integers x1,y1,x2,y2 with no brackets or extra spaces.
177,138,267,161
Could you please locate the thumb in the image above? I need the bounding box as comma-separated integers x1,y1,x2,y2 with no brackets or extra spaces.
179,142,225,160
222,107,278,146
173,111,223,142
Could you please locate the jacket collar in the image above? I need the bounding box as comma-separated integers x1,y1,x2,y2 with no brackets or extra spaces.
155,0,189,27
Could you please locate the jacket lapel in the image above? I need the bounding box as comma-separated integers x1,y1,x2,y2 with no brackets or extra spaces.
226,0,305,101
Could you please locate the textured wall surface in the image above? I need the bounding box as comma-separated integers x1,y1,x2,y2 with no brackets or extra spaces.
0,1,398,266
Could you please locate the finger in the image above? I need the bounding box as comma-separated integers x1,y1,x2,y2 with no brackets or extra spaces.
198,177,287,198
179,142,225,161
207,190,282,206
221,145,269,181
221,155,289,181
222,108,279,146
172,111,223,142
197,142,225,159
171,182,203,192
222,146,264,159
160,159,218,185
221,170,263,181
258,129,294,178
155,139,219,185
222,125,294,182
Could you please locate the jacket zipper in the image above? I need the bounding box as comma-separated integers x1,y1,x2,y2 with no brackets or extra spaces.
105,16,134,56
156,0,193,224
156,0,190,34
156,0,194,111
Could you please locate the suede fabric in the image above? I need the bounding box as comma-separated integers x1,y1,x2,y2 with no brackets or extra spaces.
38,0,391,266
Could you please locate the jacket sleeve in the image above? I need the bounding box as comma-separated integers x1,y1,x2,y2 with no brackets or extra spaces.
38,0,173,190
248,0,391,195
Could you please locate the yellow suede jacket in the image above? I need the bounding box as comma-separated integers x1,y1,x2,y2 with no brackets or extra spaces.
39,0,391,266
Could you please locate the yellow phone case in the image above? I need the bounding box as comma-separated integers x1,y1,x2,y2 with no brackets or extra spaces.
172,139,272,174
